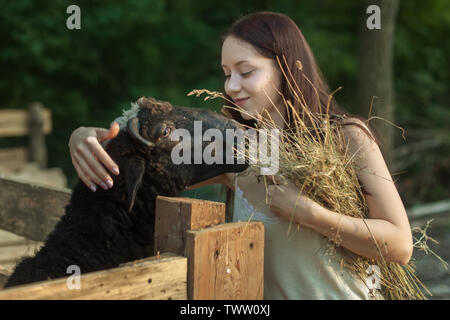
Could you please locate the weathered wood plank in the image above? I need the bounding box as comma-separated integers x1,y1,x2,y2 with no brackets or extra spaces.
408,199,450,221
0,253,187,300
154,196,225,256
0,147,27,172
1,163,68,189
0,268,9,289
185,221,264,300
0,228,42,276
0,242,42,264
0,108,51,137
0,176,71,242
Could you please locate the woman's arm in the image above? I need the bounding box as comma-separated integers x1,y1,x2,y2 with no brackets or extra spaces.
69,121,233,193
307,120,413,264
267,119,413,264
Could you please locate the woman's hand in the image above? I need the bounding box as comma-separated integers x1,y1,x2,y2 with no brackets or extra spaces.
265,176,319,225
68,122,120,192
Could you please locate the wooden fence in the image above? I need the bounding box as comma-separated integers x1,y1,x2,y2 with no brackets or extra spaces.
0,103,51,171
0,176,264,300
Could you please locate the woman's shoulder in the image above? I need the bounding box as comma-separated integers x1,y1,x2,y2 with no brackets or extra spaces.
339,116,370,132
332,116,380,163
339,117,376,145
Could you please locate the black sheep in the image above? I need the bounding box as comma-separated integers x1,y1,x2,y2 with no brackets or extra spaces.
4,97,247,288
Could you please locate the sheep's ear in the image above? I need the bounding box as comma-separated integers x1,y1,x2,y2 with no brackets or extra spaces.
123,155,146,213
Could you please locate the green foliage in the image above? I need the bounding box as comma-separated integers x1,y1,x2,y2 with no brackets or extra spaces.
0,0,447,205
393,0,450,204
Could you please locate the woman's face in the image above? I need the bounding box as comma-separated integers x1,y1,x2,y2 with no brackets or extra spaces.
221,36,283,123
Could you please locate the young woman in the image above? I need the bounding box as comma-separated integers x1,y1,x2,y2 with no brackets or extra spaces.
68,12,413,299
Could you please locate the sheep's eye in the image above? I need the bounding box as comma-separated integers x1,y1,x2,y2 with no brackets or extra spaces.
162,127,171,137
154,123,174,141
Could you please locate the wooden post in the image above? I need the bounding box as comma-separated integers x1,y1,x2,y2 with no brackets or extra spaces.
185,221,264,300
154,196,264,300
154,196,225,256
28,102,48,168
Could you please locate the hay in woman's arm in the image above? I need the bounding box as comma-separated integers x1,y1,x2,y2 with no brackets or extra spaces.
267,119,414,265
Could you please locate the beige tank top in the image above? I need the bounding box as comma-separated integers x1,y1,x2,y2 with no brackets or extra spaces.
232,170,384,300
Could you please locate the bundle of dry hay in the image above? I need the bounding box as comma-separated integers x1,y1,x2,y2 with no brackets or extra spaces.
188,58,444,300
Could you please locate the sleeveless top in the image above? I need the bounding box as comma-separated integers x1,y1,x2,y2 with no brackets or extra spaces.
232,171,385,300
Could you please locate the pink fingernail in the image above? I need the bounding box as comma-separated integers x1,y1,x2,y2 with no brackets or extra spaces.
112,167,120,175
105,179,113,189
90,184,97,192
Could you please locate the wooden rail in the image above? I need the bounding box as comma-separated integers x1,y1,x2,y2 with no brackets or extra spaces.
408,199,450,221
0,176,70,242
0,253,187,300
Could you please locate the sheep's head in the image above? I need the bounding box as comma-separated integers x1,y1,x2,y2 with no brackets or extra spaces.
108,97,249,212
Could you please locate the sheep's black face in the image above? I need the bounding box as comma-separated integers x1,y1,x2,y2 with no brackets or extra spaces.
118,97,249,212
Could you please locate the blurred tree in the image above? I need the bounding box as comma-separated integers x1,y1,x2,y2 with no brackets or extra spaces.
357,0,400,164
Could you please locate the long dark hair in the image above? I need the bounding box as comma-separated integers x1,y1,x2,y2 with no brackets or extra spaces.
221,11,377,143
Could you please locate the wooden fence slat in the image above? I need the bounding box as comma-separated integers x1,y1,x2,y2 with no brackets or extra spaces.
0,253,187,300
0,176,71,242
154,196,225,256
0,147,27,172
408,199,450,221
0,242,42,264
185,221,264,300
0,108,51,137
